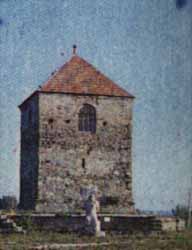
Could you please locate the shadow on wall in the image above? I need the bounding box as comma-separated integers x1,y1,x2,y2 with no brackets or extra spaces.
176,0,188,9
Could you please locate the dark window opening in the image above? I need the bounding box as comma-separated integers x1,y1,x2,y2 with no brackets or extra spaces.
48,118,54,124
103,121,107,126
79,104,96,133
48,118,54,129
82,158,86,169
65,119,70,124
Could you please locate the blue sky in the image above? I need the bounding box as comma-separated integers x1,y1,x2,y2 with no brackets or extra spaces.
0,0,191,211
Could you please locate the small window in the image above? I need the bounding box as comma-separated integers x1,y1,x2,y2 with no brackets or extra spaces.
79,104,96,133
82,158,86,169
103,121,107,127
48,118,54,124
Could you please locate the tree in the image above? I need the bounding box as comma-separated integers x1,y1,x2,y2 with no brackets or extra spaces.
173,204,191,227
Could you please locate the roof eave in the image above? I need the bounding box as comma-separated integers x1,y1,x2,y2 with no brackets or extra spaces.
39,90,135,98
18,88,135,109
18,90,39,109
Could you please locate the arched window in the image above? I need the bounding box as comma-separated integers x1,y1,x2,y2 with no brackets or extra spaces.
79,104,96,133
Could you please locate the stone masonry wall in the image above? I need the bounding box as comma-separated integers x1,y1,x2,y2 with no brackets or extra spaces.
36,93,134,214
19,94,39,210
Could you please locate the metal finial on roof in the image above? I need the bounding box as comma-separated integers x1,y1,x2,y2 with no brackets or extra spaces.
73,44,77,55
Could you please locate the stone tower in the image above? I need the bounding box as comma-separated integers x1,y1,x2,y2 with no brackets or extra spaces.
19,51,135,214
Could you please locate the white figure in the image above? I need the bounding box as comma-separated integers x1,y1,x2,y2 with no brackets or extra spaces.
84,193,104,236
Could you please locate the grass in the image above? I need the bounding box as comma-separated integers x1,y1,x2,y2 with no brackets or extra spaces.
0,230,192,250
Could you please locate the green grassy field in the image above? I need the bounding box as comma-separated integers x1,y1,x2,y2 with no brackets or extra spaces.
0,230,192,250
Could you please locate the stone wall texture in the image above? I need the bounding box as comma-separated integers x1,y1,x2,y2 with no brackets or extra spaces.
20,92,134,214
14,215,163,234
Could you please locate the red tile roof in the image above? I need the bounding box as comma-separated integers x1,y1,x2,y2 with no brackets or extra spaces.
40,55,134,98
